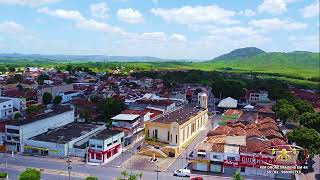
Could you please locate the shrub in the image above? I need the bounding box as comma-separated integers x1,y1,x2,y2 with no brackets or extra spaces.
85,177,99,180
0,172,8,178
19,168,41,180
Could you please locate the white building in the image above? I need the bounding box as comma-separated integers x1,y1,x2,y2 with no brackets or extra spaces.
5,106,74,152
88,129,124,164
43,80,54,85
111,114,140,130
249,91,271,104
218,97,237,108
24,122,105,158
57,91,83,103
0,98,13,119
0,96,26,111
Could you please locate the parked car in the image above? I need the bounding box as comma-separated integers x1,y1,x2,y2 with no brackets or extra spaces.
191,177,203,180
173,169,191,177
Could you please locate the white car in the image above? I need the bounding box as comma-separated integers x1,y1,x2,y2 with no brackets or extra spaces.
173,169,191,177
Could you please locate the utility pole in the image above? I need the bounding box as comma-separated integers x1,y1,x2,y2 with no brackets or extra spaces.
156,159,159,180
66,157,72,180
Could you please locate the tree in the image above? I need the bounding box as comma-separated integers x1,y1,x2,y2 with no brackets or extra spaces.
85,176,99,180
26,105,40,114
288,127,320,155
293,99,314,114
53,96,62,105
212,79,244,99
233,172,244,180
97,98,125,127
8,67,15,72
120,170,128,180
42,92,52,105
137,172,143,180
19,168,41,180
14,112,22,119
276,104,297,123
128,175,137,180
37,74,49,85
299,112,320,133
14,74,23,83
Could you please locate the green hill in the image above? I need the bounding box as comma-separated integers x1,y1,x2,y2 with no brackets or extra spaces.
196,51,319,79
213,47,265,60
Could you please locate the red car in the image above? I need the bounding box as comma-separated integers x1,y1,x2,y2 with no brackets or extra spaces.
191,177,203,180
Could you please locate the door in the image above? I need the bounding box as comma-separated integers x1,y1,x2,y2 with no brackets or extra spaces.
196,163,208,171
210,164,222,173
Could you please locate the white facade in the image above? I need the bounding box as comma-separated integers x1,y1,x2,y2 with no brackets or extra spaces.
0,99,13,119
57,91,83,103
88,131,124,164
24,124,105,158
5,109,75,152
0,96,26,111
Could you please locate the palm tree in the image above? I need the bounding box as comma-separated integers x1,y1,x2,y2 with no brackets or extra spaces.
233,172,244,180
121,170,128,180
137,172,143,180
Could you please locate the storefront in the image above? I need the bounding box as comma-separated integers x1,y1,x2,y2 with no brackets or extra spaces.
88,144,121,164
191,159,210,172
210,161,223,173
223,160,239,174
239,154,275,178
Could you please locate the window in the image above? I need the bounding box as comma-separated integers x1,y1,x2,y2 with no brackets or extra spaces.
154,129,158,139
167,131,170,141
3,105,6,108
241,167,245,172
147,129,149,137
97,145,102,149
90,144,95,148
113,140,118,144
107,143,112,147
96,153,102,160
7,129,19,134
227,157,235,161
212,155,218,159
182,129,185,141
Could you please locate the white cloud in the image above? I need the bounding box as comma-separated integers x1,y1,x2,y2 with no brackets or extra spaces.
249,18,307,31
300,1,319,18
90,2,109,19
0,0,62,7
258,0,287,15
117,8,144,24
137,32,186,42
289,35,320,52
0,21,35,39
151,5,238,25
38,7,125,34
238,9,256,17
169,34,187,42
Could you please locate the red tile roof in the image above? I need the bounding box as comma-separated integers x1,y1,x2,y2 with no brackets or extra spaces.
229,126,246,136
207,126,232,136
244,138,272,153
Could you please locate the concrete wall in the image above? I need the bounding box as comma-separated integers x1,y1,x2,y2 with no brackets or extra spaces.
5,110,74,152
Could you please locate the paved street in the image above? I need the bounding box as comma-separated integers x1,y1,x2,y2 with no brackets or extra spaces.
0,114,271,180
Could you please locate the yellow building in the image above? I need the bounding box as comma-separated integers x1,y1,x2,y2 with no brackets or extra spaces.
142,93,209,158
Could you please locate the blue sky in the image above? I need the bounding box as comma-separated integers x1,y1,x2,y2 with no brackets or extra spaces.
0,0,319,60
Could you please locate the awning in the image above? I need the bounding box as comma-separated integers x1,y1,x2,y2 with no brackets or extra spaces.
197,152,206,155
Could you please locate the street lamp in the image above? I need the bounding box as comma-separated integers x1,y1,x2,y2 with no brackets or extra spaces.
66,157,72,180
